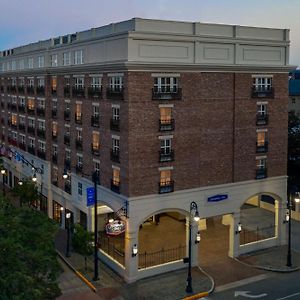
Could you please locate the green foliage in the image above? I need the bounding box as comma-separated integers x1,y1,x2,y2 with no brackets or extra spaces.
0,196,61,300
72,224,93,271
12,179,39,207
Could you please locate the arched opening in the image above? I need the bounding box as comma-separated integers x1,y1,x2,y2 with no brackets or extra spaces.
240,194,277,245
138,211,187,269
97,205,126,266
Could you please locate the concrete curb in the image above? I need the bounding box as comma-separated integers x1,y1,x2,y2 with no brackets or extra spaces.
56,250,97,293
234,257,300,273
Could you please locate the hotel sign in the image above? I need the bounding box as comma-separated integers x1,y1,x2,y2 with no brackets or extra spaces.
207,194,228,203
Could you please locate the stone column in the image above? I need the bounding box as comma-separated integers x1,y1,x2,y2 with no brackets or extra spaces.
228,212,240,258
275,199,287,245
185,217,199,266
124,221,138,283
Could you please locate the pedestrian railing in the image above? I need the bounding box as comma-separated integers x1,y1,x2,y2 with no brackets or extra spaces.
139,245,186,269
240,224,276,245
98,234,125,266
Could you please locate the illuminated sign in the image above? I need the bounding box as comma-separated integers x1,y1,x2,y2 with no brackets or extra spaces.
207,194,228,202
106,220,126,236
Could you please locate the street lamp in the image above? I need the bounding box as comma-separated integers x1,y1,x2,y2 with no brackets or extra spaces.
286,184,300,267
186,201,200,294
92,171,99,281
66,212,71,257
1,168,6,196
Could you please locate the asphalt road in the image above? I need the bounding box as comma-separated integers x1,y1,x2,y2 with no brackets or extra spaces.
208,271,300,300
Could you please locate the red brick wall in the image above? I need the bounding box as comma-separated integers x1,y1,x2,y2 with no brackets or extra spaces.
127,72,288,197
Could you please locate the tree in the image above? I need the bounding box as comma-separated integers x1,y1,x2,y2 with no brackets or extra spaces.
0,196,61,300
12,179,39,207
72,224,93,271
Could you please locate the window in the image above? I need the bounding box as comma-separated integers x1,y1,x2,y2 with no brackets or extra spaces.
51,54,58,67
257,158,266,170
52,167,58,185
112,168,120,185
78,182,83,196
76,128,82,141
63,52,71,66
112,137,119,152
28,78,34,88
27,98,35,110
160,138,172,155
19,134,25,145
74,77,84,88
37,77,45,88
52,99,57,110
257,131,267,146
19,78,25,87
256,157,267,179
154,77,178,93
65,149,71,162
52,122,58,137
53,144,58,156
93,160,100,176
38,140,46,152
38,56,45,68
92,132,100,151
74,50,83,65
38,120,45,130
51,76,57,93
28,58,34,69
75,103,82,122
292,98,296,104
109,76,123,91
29,137,35,148
112,106,120,120
256,130,268,153
28,118,35,128
91,76,101,88
65,125,70,136
257,104,267,116
93,105,100,117
19,115,25,125
19,97,25,107
77,154,83,169
159,169,174,193
159,106,173,130
11,114,17,126
253,77,272,91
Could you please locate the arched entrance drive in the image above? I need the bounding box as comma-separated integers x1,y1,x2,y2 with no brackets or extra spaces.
240,195,276,245
138,212,186,269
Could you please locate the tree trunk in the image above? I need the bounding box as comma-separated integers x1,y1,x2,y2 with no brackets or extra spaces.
85,256,87,271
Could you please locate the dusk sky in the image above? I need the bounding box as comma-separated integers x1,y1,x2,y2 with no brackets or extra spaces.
1,0,300,66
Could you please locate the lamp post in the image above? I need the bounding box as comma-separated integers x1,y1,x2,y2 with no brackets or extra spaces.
186,201,200,294
1,168,6,196
66,212,71,257
286,186,300,267
92,171,99,281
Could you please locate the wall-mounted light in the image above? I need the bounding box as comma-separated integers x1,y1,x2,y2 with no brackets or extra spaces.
32,173,37,182
62,169,68,179
108,218,114,223
195,231,201,244
284,211,290,223
132,244,138,257
60,207,64,211
66,212,71,219
0,168,6,175
18,180,23,186
235,222,242,234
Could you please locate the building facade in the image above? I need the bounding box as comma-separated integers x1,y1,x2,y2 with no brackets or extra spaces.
289,70,300,114
0,18,292,283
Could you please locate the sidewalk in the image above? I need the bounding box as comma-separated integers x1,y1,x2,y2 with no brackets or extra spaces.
237,245,300,272
55,229,212,300
55,228,300,300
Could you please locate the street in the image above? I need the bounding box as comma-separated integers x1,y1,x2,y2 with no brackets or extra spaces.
208,271,300,300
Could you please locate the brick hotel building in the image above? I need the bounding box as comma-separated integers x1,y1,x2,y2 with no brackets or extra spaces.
0,18,292,282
